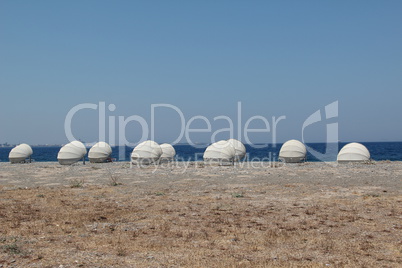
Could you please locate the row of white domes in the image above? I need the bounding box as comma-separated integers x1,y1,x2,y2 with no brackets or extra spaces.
131,140,176,164
199,139,370,163
7,140,371,164
278,140,371,162
203,139,247,163
56,140,176,165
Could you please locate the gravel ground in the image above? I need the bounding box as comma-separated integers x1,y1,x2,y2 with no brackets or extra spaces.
0,161,401,195
0,161,401,267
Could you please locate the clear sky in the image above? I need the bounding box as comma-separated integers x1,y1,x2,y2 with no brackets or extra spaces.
1,0,401,145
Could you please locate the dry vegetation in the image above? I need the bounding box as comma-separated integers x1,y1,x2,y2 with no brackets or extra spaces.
0,162,401,267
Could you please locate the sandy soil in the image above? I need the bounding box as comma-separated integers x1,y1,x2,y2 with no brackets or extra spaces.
0,161,401,267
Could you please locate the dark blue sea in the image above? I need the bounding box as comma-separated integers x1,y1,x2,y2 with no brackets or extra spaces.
1,142,402,162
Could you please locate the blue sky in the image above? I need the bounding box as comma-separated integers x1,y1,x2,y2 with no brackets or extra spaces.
1,1,401,145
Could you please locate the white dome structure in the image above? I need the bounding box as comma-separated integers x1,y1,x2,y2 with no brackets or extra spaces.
88,142,112,163
9,143,33,163
227,139,246,161
203,140,236,164
337,142,370,162
131,140,162,165
160,143,176,162
279,139,307,163
57,141,87,165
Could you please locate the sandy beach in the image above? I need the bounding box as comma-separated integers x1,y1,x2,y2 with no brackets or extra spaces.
0,161,401,267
